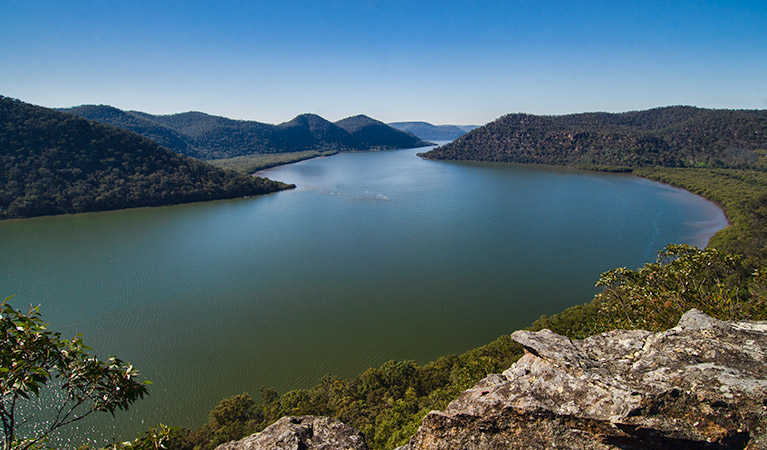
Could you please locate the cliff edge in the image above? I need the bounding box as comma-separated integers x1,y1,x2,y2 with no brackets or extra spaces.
403,309,767,449
218,310,767,450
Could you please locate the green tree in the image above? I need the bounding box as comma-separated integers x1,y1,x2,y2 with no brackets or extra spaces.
592,244,767,332
0,296,149,450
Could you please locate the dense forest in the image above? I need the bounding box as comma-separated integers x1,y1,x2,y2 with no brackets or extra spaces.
0,97,292,220
59,106,430,160
420,106,767,169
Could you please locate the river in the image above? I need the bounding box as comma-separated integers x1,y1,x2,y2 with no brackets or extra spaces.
0,143,727,446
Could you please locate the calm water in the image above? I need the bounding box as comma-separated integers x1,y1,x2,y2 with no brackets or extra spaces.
0,145,726,446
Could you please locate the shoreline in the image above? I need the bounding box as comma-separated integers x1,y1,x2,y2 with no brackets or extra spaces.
416,154,734,251
632,173,731,249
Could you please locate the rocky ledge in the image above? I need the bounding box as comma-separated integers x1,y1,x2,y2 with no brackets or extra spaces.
215,416,368,450
404,309,767,450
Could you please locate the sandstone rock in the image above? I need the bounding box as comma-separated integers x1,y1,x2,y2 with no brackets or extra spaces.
215,415,367,450
406,309,767,450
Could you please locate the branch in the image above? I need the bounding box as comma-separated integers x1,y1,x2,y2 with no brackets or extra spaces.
1,400,12,450
46,396,87,435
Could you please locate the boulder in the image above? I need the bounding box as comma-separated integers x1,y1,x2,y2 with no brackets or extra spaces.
215,415,367,450
405,309,767,449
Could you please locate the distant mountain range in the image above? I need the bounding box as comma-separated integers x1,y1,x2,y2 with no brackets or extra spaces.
59,106,431,160
420,106,767,169
388,122,478,141
0,97,292,220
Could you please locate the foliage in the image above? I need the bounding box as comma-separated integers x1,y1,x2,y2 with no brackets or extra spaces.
0,96,293,220
0,297,148,450
207,150,339,174
123,425,193,450
421,106,767,170
529,245,767,341
590,244,766,332
58,107,429,160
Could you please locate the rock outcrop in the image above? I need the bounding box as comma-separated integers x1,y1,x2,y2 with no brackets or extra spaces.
404,309,767,450
215,416,367,450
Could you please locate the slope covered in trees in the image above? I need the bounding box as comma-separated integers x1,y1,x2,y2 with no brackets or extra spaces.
62,105,198,157
388,121,478,141
59,106,430,160
0,97,292,220
335,115,428,149
420,106,767,169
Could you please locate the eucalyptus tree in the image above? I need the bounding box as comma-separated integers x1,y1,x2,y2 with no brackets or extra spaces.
0,296,149,450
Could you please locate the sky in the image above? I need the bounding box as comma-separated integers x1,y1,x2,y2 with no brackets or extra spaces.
1,0,766,125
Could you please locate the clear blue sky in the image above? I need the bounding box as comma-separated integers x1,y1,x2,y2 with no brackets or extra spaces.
2,0,765,125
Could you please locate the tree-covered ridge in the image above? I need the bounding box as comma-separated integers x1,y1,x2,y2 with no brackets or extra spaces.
61,105,198,157
420,106,767,169
59,106,430,160
0,97,292,220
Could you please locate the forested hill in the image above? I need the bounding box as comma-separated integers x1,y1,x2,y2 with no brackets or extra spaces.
389,121,478,141
61,104,198,157
59,106,430,160
0,96,292,220
420,106,767,169
334,115,430,149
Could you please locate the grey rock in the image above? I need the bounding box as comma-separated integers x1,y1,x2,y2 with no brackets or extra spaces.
215,416,367,450
407,309,767,449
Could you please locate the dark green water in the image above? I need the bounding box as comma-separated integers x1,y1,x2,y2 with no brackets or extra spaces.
0,145,726,446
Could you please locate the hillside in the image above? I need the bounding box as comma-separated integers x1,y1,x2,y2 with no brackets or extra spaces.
0,97,292,220
420,106,767,169
335,115,429,149
61,105,198,157
59,106,430,160
388,121,478,141
278,113,357,149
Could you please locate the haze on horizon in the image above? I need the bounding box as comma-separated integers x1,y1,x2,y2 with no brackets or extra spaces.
1,0,765,126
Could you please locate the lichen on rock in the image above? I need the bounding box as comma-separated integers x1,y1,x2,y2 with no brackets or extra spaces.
404,309,767,450
214,415,368,450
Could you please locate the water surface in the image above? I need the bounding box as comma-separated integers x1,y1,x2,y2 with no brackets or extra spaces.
0,145,726,445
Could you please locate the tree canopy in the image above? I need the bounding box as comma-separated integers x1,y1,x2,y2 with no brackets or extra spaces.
1,297,148,450
420,106,767,169
0,97,293,220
